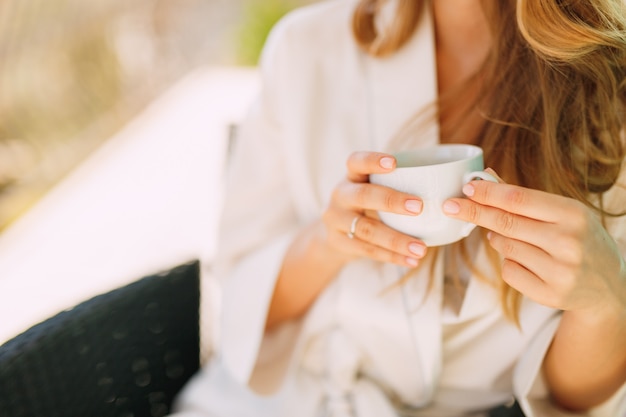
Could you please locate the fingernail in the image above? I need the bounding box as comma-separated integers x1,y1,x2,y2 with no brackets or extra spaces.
380,157,394,169
405,199,422,214
487,231,493,240
443,200,460,214
406,257,419,267
462,184,475,197
409,243,426,257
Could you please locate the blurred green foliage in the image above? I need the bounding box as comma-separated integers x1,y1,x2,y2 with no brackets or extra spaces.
1,27,122,148
236,0,300,65
0,0,157,229
0,0,316,230
0,27,123,226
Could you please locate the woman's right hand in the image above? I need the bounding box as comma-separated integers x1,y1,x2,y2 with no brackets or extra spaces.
321,151,429,268
267,151,429,328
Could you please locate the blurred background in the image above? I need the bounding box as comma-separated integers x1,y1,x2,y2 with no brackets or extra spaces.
0,0,314,230
0,0,317,344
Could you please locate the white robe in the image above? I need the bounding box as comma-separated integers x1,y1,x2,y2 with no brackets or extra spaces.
172,1,626,416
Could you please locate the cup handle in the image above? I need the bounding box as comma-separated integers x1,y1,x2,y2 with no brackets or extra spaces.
462,170,498,184
459,170,499,237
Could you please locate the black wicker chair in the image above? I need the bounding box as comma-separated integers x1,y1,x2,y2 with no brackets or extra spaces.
0,260,201,417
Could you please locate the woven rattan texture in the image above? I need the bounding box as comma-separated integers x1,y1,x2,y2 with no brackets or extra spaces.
0,260,201,417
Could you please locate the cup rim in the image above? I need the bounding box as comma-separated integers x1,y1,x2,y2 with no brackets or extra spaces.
392,144,483,169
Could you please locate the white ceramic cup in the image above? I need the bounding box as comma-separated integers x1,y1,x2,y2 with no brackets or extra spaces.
369,144,497,247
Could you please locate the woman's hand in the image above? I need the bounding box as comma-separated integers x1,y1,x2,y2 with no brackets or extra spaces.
442,171,626,314
322,151,428,268
442,170,626,410
267,151,428,328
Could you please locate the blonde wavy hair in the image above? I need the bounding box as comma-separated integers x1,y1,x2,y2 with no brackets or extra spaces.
353,0,626,322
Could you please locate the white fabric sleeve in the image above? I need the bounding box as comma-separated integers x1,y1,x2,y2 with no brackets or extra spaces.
212,16,304,388
515,329,626,417
514,312,626,417
513,314,584,417
514,281,626,415
219,231,298,386
514,167,626,417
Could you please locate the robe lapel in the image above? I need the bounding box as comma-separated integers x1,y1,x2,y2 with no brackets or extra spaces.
364,1,439,152
326,259,445,408
457,240,500,322
400,255,445,407
365,2,444,406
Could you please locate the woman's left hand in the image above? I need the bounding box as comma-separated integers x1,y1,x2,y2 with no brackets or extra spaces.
442,171,626,314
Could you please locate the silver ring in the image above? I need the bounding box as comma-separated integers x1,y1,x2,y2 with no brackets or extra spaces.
347,216,360,239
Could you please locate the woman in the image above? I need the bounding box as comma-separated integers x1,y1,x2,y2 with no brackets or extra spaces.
172,0,626,416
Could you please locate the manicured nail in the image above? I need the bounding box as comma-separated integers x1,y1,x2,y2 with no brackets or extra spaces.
487,231,493,240
443,200,460,214
380,157,394,169
406,257,419,267
405,199,422,213
409,243,426,257
462,183,475,197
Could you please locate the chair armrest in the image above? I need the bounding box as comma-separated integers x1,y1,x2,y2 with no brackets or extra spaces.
0,260,201,417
